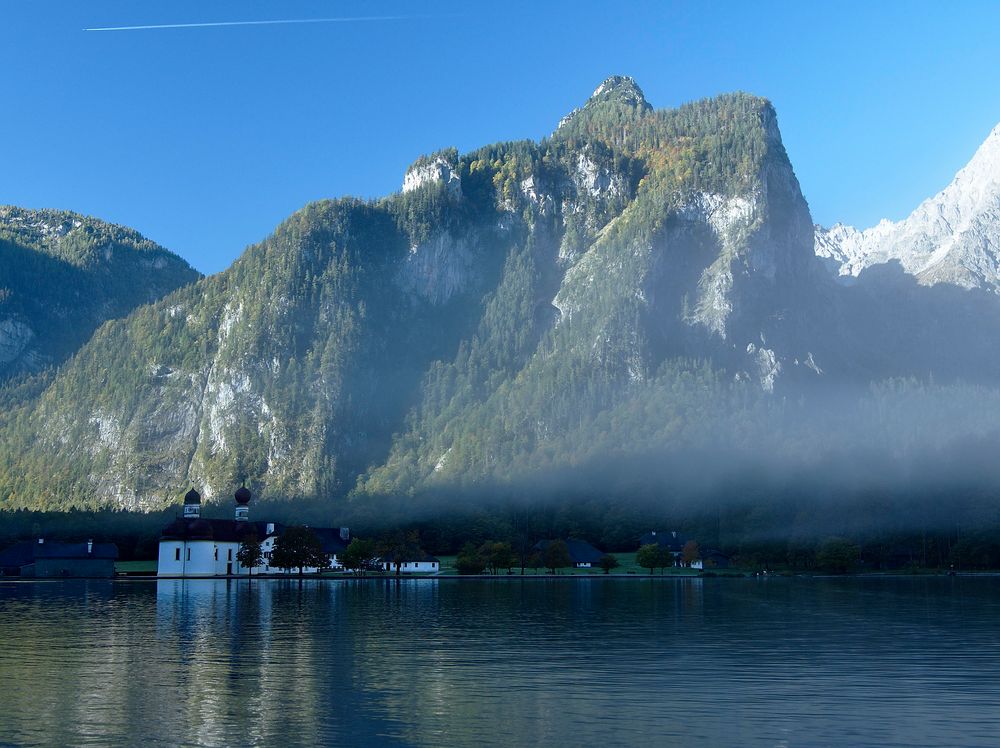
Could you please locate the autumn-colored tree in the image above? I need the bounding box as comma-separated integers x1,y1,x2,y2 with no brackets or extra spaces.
682,540,700,567
479,541,515,575
456,542,487,575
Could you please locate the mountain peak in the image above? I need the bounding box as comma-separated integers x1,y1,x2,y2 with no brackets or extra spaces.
588,75,649,108
966,120,1000,170
556,75,653,134
815,120,1000,290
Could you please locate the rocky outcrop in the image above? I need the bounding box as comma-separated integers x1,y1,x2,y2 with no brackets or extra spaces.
552,97,823,394
573,152,627,199
0,318,34,365
402,155,462,198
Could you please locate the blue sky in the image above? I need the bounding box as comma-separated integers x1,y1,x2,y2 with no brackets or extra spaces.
2,0,999,274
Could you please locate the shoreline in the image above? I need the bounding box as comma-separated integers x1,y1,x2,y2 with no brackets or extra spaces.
4,571,999,583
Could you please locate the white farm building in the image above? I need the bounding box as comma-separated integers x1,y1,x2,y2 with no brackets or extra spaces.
381,553,440,574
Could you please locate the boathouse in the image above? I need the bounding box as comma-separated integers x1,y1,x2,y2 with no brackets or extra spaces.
0,539,118,578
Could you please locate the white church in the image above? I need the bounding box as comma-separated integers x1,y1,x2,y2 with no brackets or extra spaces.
156,486,351,577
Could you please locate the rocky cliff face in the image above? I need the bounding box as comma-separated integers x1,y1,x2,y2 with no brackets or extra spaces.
3,79,817,509
816,123,1000,291
402,153,463,199
6,78,1000,512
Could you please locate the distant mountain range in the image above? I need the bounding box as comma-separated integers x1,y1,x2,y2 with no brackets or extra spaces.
816,123,1000,291
2,76,1000,512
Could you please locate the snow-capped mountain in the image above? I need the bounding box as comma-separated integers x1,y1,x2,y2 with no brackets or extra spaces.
816,123,1000,290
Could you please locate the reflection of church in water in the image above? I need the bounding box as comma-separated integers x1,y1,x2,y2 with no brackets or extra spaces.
156,486,349,577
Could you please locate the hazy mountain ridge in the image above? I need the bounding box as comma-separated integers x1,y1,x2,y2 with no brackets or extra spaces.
3,78,1000,512
0,206,200,380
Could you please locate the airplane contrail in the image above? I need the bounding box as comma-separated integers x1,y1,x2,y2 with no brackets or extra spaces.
83,16,415,32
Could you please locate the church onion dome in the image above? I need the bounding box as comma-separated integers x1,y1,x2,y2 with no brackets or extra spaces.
184,487,201,505
188,519,214,539
234,485,252,505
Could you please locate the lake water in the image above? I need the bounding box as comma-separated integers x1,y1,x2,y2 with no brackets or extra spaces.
1,576,999,747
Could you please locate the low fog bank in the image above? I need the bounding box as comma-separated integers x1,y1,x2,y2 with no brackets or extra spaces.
3,379,1000,567
353,436,999,535
354,378,1000,514
334,383,1000,564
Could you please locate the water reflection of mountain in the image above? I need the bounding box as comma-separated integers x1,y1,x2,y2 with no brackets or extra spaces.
0,580,159,746
348,579,707,746
3,578,1000,746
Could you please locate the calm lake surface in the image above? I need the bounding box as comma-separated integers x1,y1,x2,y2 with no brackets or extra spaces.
1,576,999,747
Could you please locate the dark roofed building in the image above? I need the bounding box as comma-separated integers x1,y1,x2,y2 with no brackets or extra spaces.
700,549,731,569
311,527,351,558
533,539,605,568
0,539,118,578
0,541,37,577
257,525,352,575
159,516,276,577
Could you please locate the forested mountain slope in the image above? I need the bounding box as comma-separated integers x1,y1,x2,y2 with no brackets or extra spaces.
4,77,1000,512
0,207,199,381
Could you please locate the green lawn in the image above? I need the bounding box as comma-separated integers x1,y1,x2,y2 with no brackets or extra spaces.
433,551,710,576
115,560,158,574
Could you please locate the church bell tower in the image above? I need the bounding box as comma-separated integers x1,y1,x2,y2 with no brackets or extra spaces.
234,484,251,522
183,488,201,519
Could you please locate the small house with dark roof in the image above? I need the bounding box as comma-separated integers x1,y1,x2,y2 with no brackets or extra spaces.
700,549,731,569
157,485,351,577
533,539,606,568
0,539,118,578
